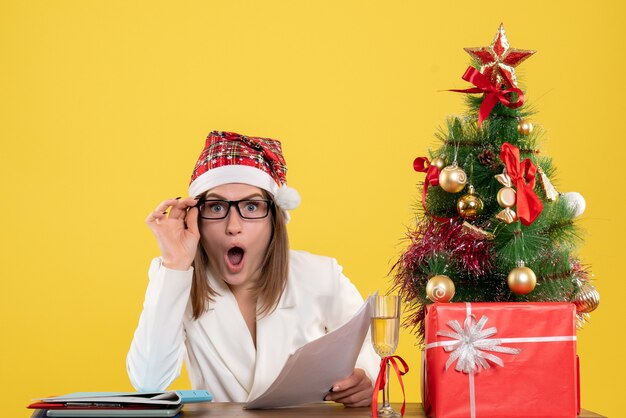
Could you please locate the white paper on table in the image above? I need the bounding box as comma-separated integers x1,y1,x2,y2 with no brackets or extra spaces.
244,295,374,409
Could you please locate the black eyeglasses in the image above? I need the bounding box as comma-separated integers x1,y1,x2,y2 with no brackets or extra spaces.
196,199,274,220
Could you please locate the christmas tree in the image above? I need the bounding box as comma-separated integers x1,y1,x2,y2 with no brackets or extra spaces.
393,24,599,344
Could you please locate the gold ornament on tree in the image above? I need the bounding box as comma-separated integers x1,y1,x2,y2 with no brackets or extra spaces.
507,261,537,294
457,185,484,220
517,119,533,136
573,282,600,313
537,167,559,201
439,162,467,193
495,169,518,223
439,134,466,193
431,155,447,171
426,275,456,302
462,221,495,240
496,186,516,207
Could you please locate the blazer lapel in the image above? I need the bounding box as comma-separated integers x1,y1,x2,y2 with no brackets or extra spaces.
247,275,298,402
201,271,257,394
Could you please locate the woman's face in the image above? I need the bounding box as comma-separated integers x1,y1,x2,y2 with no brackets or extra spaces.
198,183,273,292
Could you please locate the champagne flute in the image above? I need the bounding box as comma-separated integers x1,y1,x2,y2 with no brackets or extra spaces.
371,295,401,417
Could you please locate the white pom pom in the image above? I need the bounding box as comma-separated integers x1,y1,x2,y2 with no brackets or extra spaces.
561,192,586,218
274,184,301,210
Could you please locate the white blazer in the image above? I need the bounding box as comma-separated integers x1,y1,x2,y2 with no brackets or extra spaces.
127,250,380,402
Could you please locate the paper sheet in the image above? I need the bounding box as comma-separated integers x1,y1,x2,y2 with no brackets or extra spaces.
244,295,374,409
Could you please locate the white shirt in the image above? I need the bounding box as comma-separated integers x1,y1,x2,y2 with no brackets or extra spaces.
126,250,380,402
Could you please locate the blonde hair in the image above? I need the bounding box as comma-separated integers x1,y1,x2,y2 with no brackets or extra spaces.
190,193,289,319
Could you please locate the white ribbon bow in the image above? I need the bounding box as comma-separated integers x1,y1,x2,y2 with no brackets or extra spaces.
437,315,521,374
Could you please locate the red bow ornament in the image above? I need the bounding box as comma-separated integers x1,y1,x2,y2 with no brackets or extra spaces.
413,157,460,223
413,157,441,209
498,143,543,226
450,67,525,128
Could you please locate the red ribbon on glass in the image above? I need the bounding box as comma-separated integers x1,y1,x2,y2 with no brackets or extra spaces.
371,355,409,418
500,142,543,226
450,67,525,128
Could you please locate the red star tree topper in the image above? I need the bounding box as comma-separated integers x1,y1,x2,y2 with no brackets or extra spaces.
464,23,535,88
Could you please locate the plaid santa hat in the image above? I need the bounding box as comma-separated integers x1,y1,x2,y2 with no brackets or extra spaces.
189,131,301,214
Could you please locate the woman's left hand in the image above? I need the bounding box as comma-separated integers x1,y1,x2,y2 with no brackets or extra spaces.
324,368,373,407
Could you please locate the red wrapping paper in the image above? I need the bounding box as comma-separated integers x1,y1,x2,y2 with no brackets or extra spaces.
423,302,578,418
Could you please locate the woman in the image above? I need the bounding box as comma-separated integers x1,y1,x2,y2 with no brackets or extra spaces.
127,131,379,407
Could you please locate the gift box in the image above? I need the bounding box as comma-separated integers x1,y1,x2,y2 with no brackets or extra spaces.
422,302,579,418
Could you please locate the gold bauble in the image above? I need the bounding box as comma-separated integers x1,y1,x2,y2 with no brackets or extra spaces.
517,120,534,136
497,187,516,208
438,163,467,193
431,155,446,171
426,275,455,303
457,186,484,220
573,282,600,313
507,261,537,294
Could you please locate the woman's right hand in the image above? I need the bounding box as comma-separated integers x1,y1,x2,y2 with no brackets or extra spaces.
145,197,201,271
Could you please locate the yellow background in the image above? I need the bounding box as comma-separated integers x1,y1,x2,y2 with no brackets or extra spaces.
1,1,624,416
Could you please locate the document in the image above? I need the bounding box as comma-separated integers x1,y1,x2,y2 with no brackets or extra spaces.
244,295,374,409
39,391,181,406
29,392,184,417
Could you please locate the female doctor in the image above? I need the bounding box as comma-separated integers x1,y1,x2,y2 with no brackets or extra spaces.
127,131,380,407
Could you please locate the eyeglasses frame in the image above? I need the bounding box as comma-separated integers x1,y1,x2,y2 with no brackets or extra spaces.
195,198,275,220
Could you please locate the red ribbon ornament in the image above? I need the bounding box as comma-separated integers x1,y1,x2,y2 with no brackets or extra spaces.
500,142,543,226
371,355,409,418
450,67,525,127
413,157,458,223
413,157,440,209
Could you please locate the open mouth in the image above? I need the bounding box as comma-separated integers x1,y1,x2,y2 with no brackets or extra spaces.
227,247,244,265
225,246,245,273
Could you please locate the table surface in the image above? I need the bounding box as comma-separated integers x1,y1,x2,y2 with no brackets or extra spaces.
180,402,606,417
